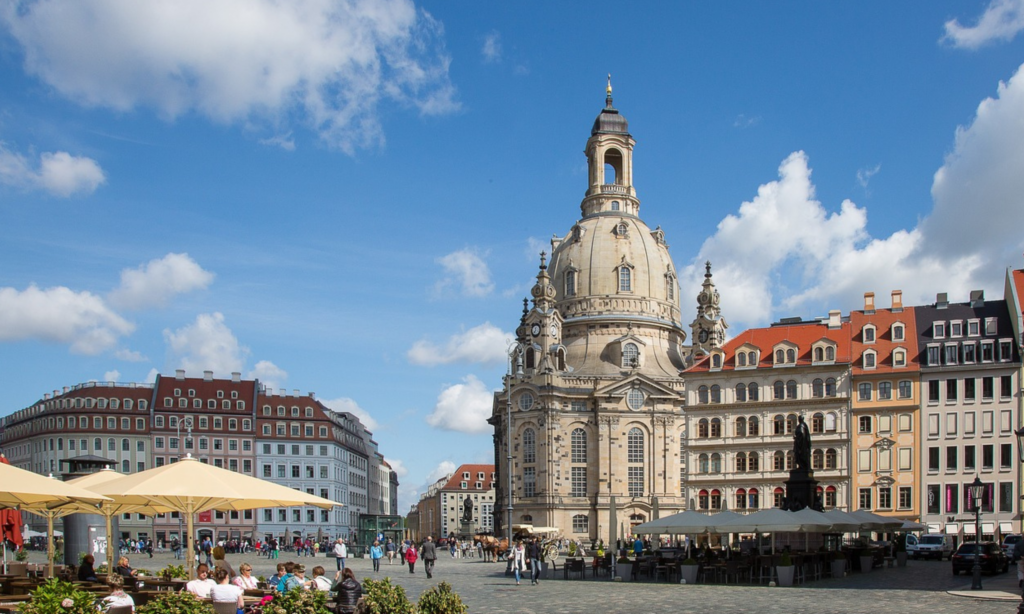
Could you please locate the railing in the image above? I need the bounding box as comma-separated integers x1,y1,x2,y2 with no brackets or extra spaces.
599,184,628,194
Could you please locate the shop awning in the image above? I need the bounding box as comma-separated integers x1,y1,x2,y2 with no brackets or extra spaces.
1000,522,1014,533
963,524,976,535
945,523,959,534
928,523,942,533
981,522,995,534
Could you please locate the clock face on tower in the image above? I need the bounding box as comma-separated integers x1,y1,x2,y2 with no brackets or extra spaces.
698,329,709,343
531,324,541,337
549,323,557,338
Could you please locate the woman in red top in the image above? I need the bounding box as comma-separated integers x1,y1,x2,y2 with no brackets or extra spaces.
405,541,418,574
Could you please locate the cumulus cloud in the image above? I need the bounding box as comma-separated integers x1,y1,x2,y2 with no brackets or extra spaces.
164,312,247,376
103,370,120,382
0,143,105,196
434,248,493,297
321,396,379,432
426,460,456,484
0,285,133,353
247,360,288,391
108,253,215,310
943,0,1024,49
424,374,494,434
407,322,512,366
856,164,881,189
115,348,147,362
1,0,459,153
258,133,296,152
144,368,159,383
387,458,408,478
481,31,501,63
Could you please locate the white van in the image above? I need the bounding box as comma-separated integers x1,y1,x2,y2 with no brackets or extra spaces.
906,533,954,560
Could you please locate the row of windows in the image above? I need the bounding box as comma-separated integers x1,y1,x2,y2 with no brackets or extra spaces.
858,486,914,511
153,437,251,452
694,486,840,511
925,376,1013,403
859,347,908,369
856,413,914,434
37,437,146,454
923,482,1013,515
153,415,252,431
152,456,252,473
860,322,905,343
59,416,148,431
695,413,838,438
931,318,998,340
261,405,317,418
696,379,839,404
926,408,1014,437
260,443,332,457
926,444,1014,472
695,449,839,474
47,397,147,411
164,397,245,410
173,388,239,399
262,464,332,479
261,423,329,438
924,340,1013,366
857,380,914,401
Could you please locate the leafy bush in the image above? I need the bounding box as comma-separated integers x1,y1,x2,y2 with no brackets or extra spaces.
256,589,331,614
779,553,793,566
361,578,414,614
417,582,466,614
680,558,697,565
160,564,189,580
15,547,28,562
20,578,97,614
136,591,214,614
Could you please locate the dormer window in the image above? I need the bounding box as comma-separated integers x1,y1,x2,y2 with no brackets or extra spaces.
617,263,633,293
786,349,796,362
622,343,640,368
862,325,875,343
737,353,746,367
892,323,905,341
967,319,980,336
893,348,907,367
950,321,963,337
933,322,945,339
711,353,722,369
863,350,877,369
565,270,577,297
614,221,629,237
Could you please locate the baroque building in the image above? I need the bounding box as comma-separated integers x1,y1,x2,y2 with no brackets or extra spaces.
491,85,695,542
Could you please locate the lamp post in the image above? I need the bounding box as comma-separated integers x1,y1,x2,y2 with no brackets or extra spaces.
175,416,193,558
505,342,523,574
969,476,985,591
1014,427,1024,613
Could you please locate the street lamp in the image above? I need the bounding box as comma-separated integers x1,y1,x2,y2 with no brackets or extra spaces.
175,416,193,559
969,476,985,591
505,341,523,574
1013,427,1024,614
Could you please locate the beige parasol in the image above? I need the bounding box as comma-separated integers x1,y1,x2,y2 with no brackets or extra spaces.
89,455,340,578
0,461,112,577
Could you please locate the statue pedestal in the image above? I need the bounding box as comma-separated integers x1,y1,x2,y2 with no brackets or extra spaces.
460,521,475,538
783,470,821,511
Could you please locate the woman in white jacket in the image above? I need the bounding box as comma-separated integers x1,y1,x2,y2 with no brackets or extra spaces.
511,540,527,586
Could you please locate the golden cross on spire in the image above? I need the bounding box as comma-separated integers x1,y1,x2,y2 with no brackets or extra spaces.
606,73,612,96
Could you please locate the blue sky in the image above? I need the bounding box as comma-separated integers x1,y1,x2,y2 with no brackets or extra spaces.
2,0,1024,509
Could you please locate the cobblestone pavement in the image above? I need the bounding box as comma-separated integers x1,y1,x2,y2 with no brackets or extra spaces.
23,550,1021,613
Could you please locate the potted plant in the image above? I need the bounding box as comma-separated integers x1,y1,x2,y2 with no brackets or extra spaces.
894,534,908,567
255,588,331,614
19,579,97,614
830,550,846,578
360,577,414,614
775,552,795,587
136,591,214,614
160,564,189,581
417,582,467,614
679,557,699,584
16,547,28,562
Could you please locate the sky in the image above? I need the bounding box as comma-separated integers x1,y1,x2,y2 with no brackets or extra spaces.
2,0,1024,511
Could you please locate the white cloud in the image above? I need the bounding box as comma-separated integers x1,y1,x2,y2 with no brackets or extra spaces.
108,253,215,310
115,348,147,362
387,458,408,478
407,322,512,366
144,368,159,383
426,460,456,484
0,143,105,197
943,0,1024,49
481,31,501,63
258,133,296,152
1,0,459,153
424,374,494,434
321,396,379,432
856,163,881,189
733,114,760,128
163,312,247,376
434,248,493,297
0,284,133,353
103,370,120,382
247,360,288,391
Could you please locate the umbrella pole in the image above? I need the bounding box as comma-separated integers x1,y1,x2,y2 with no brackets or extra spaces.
105,513,114,576
47,514,54,578
187,510,196,580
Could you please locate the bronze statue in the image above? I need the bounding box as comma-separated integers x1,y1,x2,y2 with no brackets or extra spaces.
794,415,811,471
462,496,473,522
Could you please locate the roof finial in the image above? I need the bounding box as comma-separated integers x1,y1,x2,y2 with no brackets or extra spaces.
539,251,547,270
705,260,712,278
606,73,613,107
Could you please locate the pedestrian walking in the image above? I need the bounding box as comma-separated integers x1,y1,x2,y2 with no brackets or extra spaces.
333,538,347,571
370,541,383,573
420,536,437,579
405,541,418,574
511,540,527,586
528,537,542,584
385,538,396,565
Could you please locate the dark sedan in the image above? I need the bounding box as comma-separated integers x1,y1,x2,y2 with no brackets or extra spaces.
951,541,1009,575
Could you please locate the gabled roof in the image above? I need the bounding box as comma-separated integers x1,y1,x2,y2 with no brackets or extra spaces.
441,464,496,492
685,320,851,373
849,306,919,374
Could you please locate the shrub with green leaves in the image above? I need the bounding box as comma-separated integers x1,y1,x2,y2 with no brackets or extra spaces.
417,582,466,614
16,547,28,561
256,589,331,614
136,591,214,614
361,578,414,614
20,578,97,614
159,564,189,580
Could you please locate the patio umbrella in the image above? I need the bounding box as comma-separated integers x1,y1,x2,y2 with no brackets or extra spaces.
632,510,714,534
89,455,340,578
67,468,174,574
0,455,24,574
899,519,927,531
846,510,903,531
714,508,836,533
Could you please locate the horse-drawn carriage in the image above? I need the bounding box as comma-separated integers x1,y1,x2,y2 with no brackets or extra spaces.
474,525,563,563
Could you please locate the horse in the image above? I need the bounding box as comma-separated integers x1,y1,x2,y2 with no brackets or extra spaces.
474,534,508,562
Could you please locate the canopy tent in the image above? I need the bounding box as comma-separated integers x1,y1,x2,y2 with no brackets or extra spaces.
0,455,24,574
714,509,836,534
846,510,904,531
899,519,928,531
86,455,340,578
631,511,715,535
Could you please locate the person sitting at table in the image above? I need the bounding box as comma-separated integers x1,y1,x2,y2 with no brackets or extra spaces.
209,568,244,611
116,556,139,581
309,566,332,591
268,562,286,588
101,575,135,613
331,568,361,614
78,554,99,582
231,563,258,590
212,546,236,579
184,564,216,599
274,562,295,591
282,564,307,593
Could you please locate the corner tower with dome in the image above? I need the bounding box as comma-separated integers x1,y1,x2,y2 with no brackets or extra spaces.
490,83,726,543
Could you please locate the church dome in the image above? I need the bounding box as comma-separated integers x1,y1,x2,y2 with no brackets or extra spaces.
591,105,629,136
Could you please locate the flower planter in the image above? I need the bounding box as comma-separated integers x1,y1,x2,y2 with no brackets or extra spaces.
679,564,699,584
830,559,846,578
859,555,874,572
776,565,795,587
895,552,908,567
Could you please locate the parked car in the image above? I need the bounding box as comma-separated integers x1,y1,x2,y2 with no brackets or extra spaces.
951,541,1009,575
907,533,954,560
1002,534,1023,562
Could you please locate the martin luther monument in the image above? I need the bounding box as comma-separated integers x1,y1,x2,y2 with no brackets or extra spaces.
783,415,822,511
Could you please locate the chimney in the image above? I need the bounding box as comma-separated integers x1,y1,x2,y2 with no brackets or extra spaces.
936,293,948,309
231,372,241,383
293,389,300,397
970,289,984,307
309,392,316,399
43,393,50,400
864,292,875,313
176,369,185,380
891,290,903,312
203,370,213,381
828,310,842,329
63,386,69,393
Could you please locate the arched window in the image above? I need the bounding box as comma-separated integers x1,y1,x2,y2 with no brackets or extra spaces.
107,437,115,451
710,453,722,473
825,412,837,431
737,353,747,367
735,417,747,437
523,429,536,463
622,343,639,368
699,454,709,474
785,450,794,471
825,347,835,361
710,385,721,403
710,418,721,438
748,452,760,472
786,349,796,363
627,428,644,462
735,383,747,402
773,381,785,400
812,449,824,470
698,386,709,405
748,488,760,510
525,347,536,370
735,488,747,509
825,378,837,397
565,270,576,296
773,487,785,508
121,438,129,451
775,349,785,363
748,383,759,401
786,380,797,399
825,449,838,470
556,347,567,371
824,485,837,507
812,378,824,398
811,413,824,433
814,347,823,362
773,415,785,435
773,451,786,471
748,416,760,436
735,452,747,472
571,428,587,463
121,460,129,473
698,489,709,510
786,414,797,434
710,489,722,510
697,419,709,438
712,355,722,368
747,351,757,365
618,266,631,292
